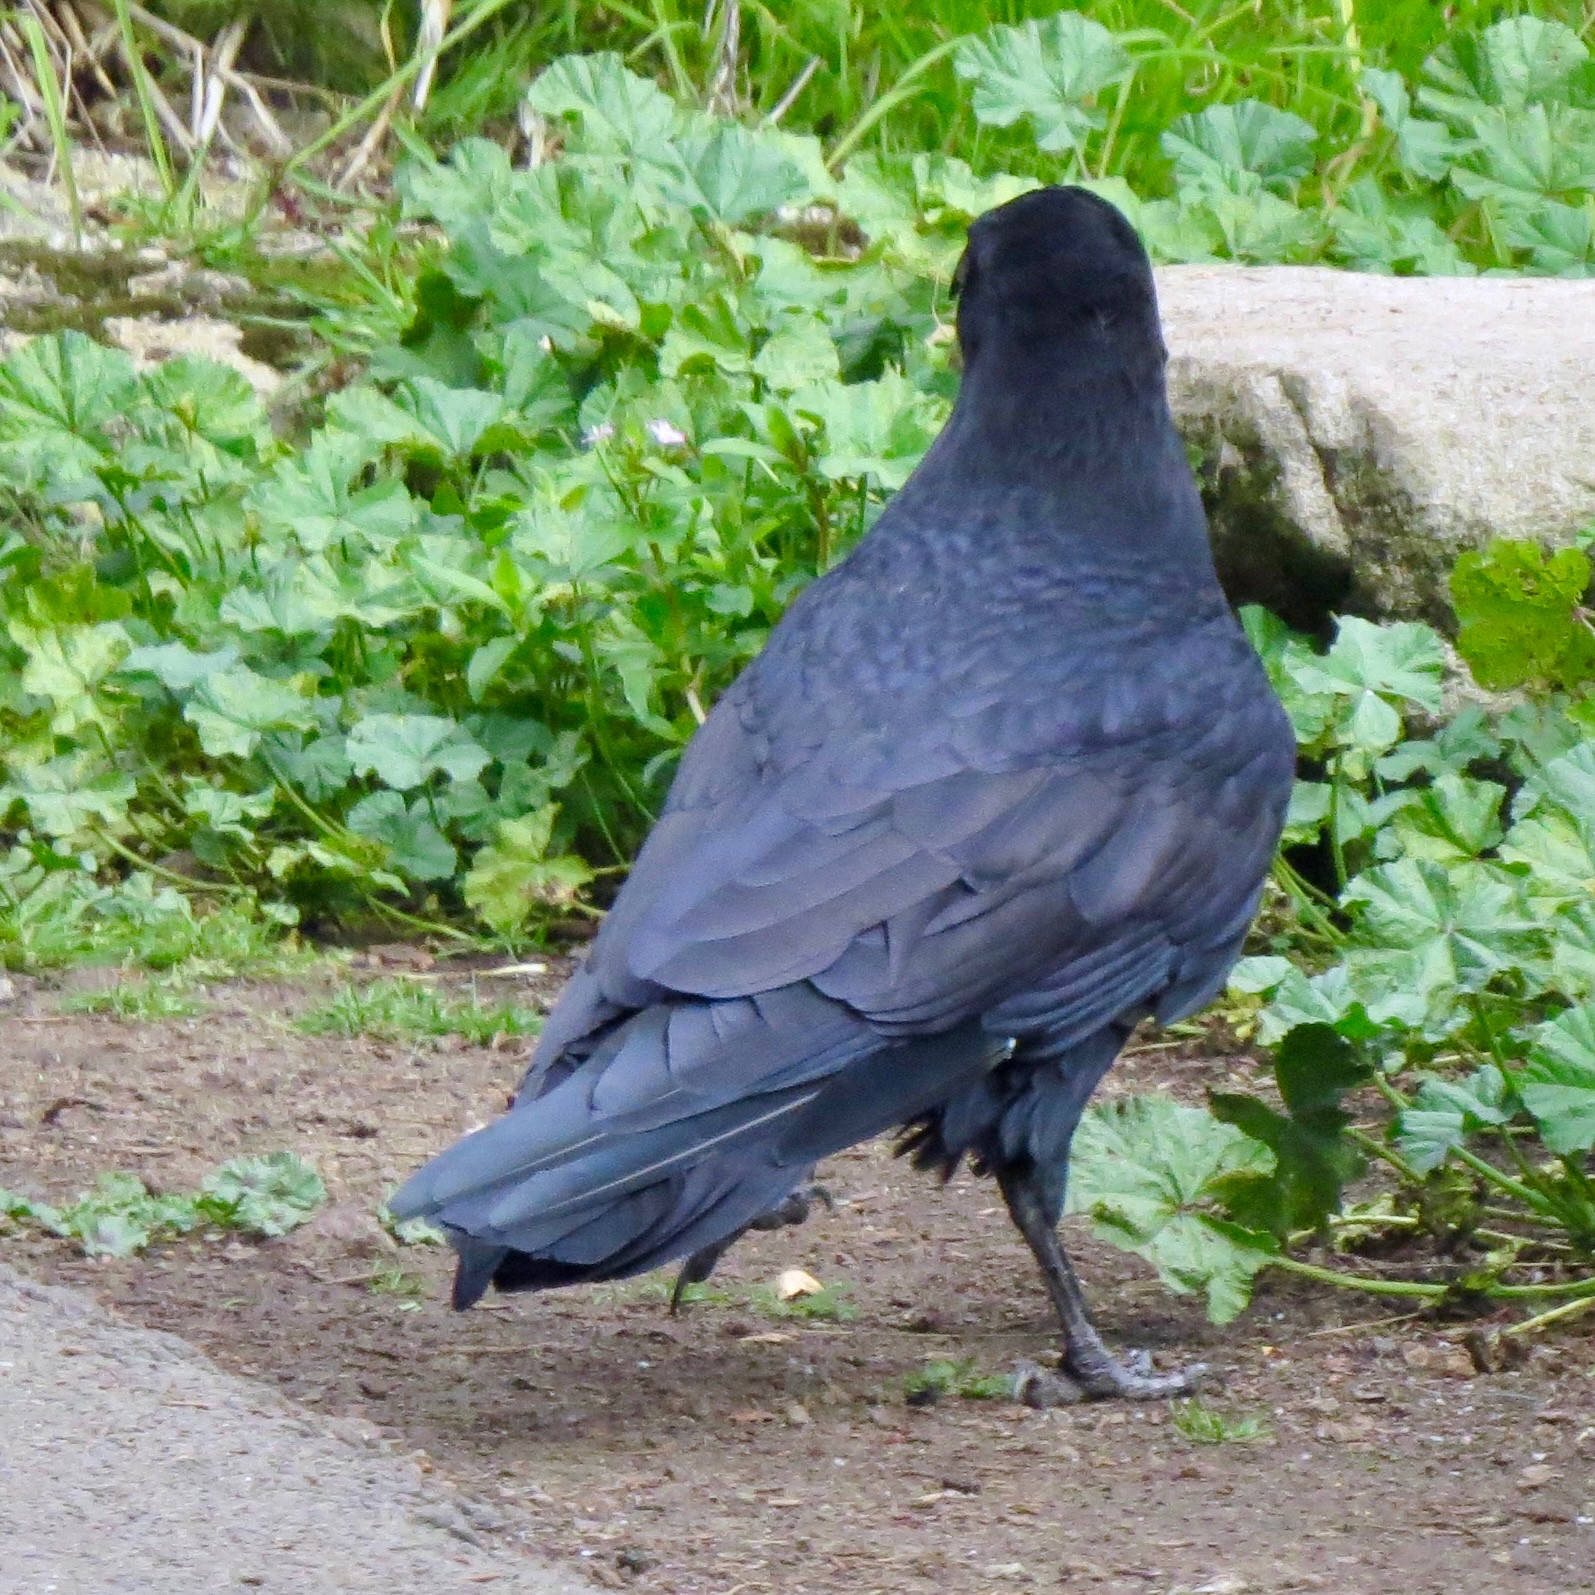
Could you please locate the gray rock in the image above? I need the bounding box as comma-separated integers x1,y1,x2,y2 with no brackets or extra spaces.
1158,265,1595,628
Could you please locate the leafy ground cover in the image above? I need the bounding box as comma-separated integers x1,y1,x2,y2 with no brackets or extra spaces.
3,23,1594,1327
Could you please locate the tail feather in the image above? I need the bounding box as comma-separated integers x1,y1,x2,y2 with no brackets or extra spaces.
395,984,1003,1303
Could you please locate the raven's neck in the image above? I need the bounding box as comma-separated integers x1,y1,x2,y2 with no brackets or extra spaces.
903,338,1209,565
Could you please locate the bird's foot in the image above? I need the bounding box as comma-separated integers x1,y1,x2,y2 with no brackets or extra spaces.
1013,1346,1204,1407
747,1183,835,1232
1063,1340,1206,1401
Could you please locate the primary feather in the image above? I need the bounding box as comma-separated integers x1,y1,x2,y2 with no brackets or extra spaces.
391,186,1295,1310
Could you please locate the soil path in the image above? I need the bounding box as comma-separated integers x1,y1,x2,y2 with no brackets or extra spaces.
0,1262,591,1594
2,970,1593,1593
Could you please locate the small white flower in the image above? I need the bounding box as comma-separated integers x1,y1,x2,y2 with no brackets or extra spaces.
647,418,687,447
581,421,616,448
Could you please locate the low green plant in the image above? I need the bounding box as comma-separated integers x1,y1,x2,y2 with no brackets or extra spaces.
0,855,308,976
748,1281,857,1322
296,976,541,1043
0,1152,326,1258
903,1357,1011,1403
58,977,208,1020
367,1264,427,1295
1170,1398,1273,1445
1069,582,1595,1326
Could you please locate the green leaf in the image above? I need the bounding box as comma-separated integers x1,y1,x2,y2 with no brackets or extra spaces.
250,434,416,553
0,755,137,840
526,52,680,158
10,620,131,736
673,123,810,224
1451,104,1595,208
182,780,275,840
199,1153,326,1236
1293,616,1446,712
796,370,946,491
753,320,842,393
464,806,593,934
1452,539,1595,690
1067,1096,1277,1324
0,331,138,484
1163,100,1318,194
1396,1065,1513,1172
953,13,1131,157
346,790,458,881
140,356,265,452
1343,859,1544,995
1362,69,1465,183
345,714,491,791
1522,1005,1595,1154
1421,17,1590,120
185,668,318,759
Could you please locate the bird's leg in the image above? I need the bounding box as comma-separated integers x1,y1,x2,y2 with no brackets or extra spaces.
997,1164,1202,1400
669,1183,835,1313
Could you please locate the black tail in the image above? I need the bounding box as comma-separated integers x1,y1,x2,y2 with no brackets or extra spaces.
389,984,1003,1306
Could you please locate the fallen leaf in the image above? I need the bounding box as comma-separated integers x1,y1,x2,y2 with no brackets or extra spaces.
776,1267,823,1300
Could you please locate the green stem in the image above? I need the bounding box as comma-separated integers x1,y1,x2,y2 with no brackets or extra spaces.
360,892,477,945
1503,1293,1595,1337
1451,1143,1560,1218
1270,1256,1448,1299
1346,1124,1423,1184
1491,1275,1595,1301
88,828,237,894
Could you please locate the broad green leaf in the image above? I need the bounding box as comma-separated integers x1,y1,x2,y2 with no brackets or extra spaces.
1451,104,1595,208
1343,859,1543,994
753,320,842,393
796,371,945,491
1291,616,1446,712
140,356,265,453
185,667,318,759
1396,1065,1513,1172
1362,69,1466,183
1421,17,1590,120
1452,539,1595,690
953,13,1131,157
0,331,138,483
527,52,681,158
673,123,810,224
199,1153,326,1236
1500,201,1595,276
1067,1096,1277,1323
11,620,131,736
464,806,594,934
181,780,275,840
250,434,416,553
1163,100,1318,194
346,790,458,881
0,755,137,839
1522,1004,1595,1153
345,713,490,791
1329,177,1474,275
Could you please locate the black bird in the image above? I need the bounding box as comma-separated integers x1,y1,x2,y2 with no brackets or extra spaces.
390,186,1295,1398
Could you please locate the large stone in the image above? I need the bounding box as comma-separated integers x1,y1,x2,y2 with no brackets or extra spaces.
1157,266,1595,630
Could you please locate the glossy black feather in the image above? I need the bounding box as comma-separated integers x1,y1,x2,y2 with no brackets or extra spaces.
390,186,1296,1305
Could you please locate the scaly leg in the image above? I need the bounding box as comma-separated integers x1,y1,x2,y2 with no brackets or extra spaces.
998,1164,1202,1400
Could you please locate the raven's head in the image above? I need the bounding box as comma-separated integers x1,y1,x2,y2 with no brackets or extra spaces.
953,186,1162,374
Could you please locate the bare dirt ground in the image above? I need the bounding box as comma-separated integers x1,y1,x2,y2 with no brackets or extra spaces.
2,961,1593,1595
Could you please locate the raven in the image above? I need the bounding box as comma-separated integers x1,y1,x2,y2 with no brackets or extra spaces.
390,186,1295,1399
